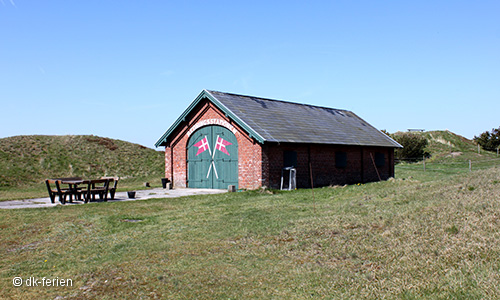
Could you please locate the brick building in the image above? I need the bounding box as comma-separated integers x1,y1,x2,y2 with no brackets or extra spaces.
155,90,402,190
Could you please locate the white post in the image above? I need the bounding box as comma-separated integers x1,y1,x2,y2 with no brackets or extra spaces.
469,160,472,172
423,156,426,172
478,144,480,154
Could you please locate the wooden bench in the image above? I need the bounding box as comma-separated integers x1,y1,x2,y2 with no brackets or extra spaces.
82,179,110,203
45,179,82,204
101,176,120,200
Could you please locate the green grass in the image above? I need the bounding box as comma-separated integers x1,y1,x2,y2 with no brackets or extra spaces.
396,155,500,182
2,130,500,298
2,166,500,299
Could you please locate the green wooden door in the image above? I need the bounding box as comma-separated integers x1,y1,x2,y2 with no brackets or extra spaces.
187,125,238,189
187,126,212,188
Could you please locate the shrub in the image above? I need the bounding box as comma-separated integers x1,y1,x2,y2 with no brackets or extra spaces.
474,127,500,151
393,133,429,161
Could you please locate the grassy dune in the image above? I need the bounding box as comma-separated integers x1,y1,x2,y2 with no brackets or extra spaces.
0,135,165,200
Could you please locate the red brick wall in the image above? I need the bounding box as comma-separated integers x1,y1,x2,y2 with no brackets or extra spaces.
164,98,263,189
262,143,395,189
238,137,262,189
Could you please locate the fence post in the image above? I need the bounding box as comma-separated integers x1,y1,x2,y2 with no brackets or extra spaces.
497,147,499,157
478,144,481,154
423,156,426,172
469,160,472,172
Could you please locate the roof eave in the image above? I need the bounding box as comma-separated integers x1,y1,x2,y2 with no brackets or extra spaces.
154,91,208,147
155,90,266,147
204,90,266,144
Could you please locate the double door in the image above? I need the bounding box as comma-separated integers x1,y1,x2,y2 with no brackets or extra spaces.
187,125,238,189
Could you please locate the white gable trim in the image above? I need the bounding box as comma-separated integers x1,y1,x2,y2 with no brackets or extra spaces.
187,118,238,137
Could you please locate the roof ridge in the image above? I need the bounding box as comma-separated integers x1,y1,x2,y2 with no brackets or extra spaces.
207,89,350,112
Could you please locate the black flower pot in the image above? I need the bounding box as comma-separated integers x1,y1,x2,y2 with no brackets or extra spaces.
161,178,170,189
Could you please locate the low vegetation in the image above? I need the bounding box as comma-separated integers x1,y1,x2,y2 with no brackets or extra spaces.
418,130,493,161
1,165,500,299
474,126,500,152
0,135,165,200
391,132,429,161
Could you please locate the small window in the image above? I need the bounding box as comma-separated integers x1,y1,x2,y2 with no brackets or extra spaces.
283,151,297,168
375,152,385,167
336,152,347,168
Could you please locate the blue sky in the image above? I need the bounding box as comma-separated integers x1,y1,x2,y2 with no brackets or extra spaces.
1,1,499,148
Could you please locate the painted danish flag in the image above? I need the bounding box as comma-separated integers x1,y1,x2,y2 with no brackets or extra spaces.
193,135,232,179
215,136,232,156
193,136,211,156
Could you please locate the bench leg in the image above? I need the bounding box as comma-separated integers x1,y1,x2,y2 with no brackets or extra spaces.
59,194,66,205
49,193,55,204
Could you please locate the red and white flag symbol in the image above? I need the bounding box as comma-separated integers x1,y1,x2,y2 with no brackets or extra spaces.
193,136,211,156
193,135,232,179
215,136,232,156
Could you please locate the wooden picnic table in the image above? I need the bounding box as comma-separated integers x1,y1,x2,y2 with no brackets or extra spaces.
60,179,111,204
46,177,119,205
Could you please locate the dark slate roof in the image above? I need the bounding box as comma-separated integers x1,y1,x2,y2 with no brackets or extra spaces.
206,90,401,147
155,90,402,148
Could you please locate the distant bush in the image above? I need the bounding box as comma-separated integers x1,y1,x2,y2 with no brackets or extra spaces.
474,127,500,151
380,129,391,136
393,133,429,161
